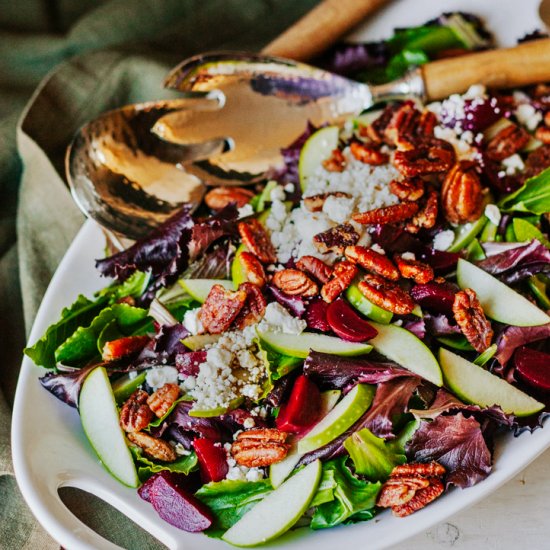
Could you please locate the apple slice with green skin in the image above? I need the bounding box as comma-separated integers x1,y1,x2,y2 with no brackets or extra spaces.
439,348,544,417
447,215,488,252
457,258,550,326
182,333,220,351
257,329,372,359
112,371,147,404
299,126,339,191
369,322,443,386
298,384,375,454
223,459,322,547
345,283,393,324
79,367,139,488
189,397,244,418
179,279,234,303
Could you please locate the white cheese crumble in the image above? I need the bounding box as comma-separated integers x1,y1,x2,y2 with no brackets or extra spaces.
237,204,254,219
484,204,502,226
401,251,416,261
270,184,286,202
128,371,138,380
258,302,307,335
322,194,356,224
284,183,295,193
146,366,179,391
515,102,542,131
183,307,204,335
502,153,525,176
243,417,255,429
370,243,385,255
434,125,479,161
433,230,456,251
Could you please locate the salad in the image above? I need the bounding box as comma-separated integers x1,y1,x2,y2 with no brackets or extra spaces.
24,13,550,548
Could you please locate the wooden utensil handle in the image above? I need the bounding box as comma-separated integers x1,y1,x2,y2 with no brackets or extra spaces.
423,38,550,100
261,0,389,61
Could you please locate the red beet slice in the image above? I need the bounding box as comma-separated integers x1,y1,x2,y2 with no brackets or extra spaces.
276,375,322,434
175,351,207,376
515,347,550,392
410,282,457,316
420,248,460,273
305,298,331,332
193,438,229,483
326,299,378,342
138,471,200,503
150,472,213,532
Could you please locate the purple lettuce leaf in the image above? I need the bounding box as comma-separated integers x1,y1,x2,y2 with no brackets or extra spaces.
298,430,349,467
136,323,189,367
403,318,425,340
182,242,234,280
406,413,493,488
477,240,550,284
303,351,412,390
410,282,457,316
266,285,306,318
494,323,550,366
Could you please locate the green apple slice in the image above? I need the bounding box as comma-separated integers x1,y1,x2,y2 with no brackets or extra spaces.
298,384,375,454
112,371,147,404
231,244,248,288
257,329,372,359
457,258,550,326
189,397,243,418
439,348,544,417
179,278,234,303
223,459,322,547
369,322,442,386
182,333,220,350
299,126,339,191
345,283,393,324
79,367,139,488
447,215,488,252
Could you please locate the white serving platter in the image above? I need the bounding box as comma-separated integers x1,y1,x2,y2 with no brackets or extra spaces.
12,0,548,549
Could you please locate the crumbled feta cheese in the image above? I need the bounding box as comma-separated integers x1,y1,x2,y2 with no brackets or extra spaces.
434,125,479,160
243,417,255,429
246,468,264,482
259,302,307,335
322,194,356,224
128,371,138,380
484,204,501,226
146,366,179,391
433,230,455,251
502,153,525,176
463,84,486,99
237,204,254,219
370,243,385,255
171,442,191,456
270,185,286,202
181,375,196,391
401,251,416,261
515,103,542,131
226,466,248,481
284,183,295,193
183,307,204,335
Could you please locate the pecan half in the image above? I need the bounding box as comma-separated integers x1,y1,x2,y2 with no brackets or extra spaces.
231,428,290,467
234,282,267,329
452,288,493,352
296,255,333,284
391,462,446,478
394,254,434,284
392,478,445,517
361,103,400,144
147,383,181,419
238,219,277,264
394,137,455,177
272,269,318,297
358,274,414,315
486,123,529,161
199,284,247,334
377,477,430,507
239,251,267,287
313,223,360,254
535,125,550,144
350,141,388,165
389,177,425,201
102,335,149,362
120,390,154,433
205,187,254,210
303,191,351,212
321,260,358,303
384,102,434,149
406,189,439,233
441,162,483,224
522,144,550,181
345,246,400,281
353,202,419,225
322,148,346,172
127,431,177,462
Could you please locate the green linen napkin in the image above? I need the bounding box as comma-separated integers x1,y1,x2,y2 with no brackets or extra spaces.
0,1,318,547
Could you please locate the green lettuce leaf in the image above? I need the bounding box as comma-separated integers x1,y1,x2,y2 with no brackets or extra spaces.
132,447,198,482
95,271,151,303
24,294,108,369
310,457,381,530
195,479,272,538
512,218,550,249
499,168,550,215
257,340,302,381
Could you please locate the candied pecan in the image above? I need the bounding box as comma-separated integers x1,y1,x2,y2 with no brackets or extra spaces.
205,186,254,210
238,219,276,264
391,462,446,478
321,260,358,303
417,110,437,138
199,284,247,334
272,269,318,297
296,255,333,284
239,251,267,287
389,177,425,201
441,162,483,224
384,101,420,146
231,428,290,467
234,282,267,329
406,189,439,233
535,125,550,144
522,144,550,181
303,191,352,212
363,103,401,144
345,245,400,281
127,431,177,462
322,148,346,172
313,223,360,254
120,390,154,433
353,202,419,225
453,288,494,352
358,274,414,315
102,335,149,362
349,141,388,165
393,137,455,177
485,123,529,161
545,110,550,126
147,383,181,419
377,477,430,508
394,254,434,284
392,478,444,517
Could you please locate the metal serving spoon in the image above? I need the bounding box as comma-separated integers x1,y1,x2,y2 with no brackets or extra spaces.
68,38,550,239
